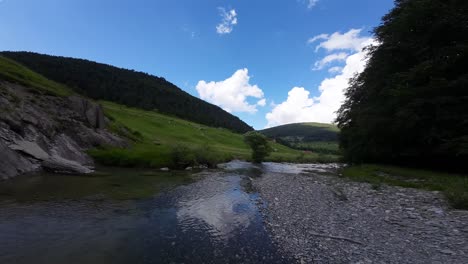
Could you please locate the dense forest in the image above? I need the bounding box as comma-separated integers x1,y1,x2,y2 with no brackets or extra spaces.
336,0,468,170
1,52,253,133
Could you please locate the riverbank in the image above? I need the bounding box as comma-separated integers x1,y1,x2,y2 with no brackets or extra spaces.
253,163,468,263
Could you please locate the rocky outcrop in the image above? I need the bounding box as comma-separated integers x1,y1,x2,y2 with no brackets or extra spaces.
0,81,127,179
0,141,39,180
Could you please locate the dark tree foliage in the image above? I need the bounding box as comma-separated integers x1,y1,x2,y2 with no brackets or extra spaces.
1,52,253,133
336,0,468,170
244,131,272,163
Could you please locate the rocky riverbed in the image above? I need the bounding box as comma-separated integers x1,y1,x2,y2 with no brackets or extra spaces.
253,163,468,263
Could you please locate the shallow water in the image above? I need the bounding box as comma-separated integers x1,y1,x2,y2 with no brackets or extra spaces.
0,161,337,264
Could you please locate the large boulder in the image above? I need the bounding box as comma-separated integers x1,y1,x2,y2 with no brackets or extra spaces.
9,140,50,160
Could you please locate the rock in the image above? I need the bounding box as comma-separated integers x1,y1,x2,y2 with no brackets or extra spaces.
160,167,170,171
439,249,456,255
249,161,468,264
50,134,93,166
9,140,50,160
0,82,127,179
68,96,106,129
42,156,93,174
0,141,38,179
185,167,193,171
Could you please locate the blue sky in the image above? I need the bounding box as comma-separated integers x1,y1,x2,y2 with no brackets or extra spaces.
0,0,394,129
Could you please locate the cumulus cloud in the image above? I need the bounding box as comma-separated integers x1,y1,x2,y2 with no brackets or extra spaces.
216,8,237,35
308,28,369,52
196,69,265,113
266,29,375,127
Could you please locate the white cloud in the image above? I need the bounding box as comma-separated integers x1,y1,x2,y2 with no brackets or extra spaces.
216,8,237,35
308,28,369,52
266,30,375,127
257,99,266,107
307,0,319,8
328,66,343,74
196,69,265,113
313,52,348,70
307,33,328,43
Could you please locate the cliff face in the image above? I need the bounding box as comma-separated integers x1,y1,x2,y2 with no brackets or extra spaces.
0,81,127,179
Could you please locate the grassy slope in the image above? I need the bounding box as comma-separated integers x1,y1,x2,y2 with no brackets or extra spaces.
260,122,341,155
0,55,335,168
1,51,252,133
0,56,71,96
89,102,338,168
261,122,339,136
343,164,468,209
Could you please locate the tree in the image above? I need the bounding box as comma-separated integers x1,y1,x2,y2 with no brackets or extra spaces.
244,131,272,163
336,0,468,170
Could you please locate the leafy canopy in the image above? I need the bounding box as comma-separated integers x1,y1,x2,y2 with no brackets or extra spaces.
336,0,468,170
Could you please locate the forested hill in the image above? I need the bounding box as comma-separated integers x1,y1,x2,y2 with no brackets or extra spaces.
1,51,253,133
261,123,339,142
260,123,340,155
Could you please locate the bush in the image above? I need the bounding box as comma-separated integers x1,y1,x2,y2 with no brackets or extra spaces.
194,145,223,168
170,144,196,169
244,131,272,163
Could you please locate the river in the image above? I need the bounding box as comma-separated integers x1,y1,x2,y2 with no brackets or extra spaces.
0,161,301,264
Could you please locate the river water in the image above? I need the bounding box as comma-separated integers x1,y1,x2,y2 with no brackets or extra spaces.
0,161,334,264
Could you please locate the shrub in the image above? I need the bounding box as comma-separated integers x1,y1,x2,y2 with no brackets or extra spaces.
194,145,223,168
244,131,272,163
170,144,196,169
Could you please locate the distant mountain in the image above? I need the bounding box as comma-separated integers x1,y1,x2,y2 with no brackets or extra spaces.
260,123,340,155
1,51,253,133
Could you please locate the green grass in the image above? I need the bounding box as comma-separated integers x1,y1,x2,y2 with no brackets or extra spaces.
290,141,340,155
89,102,339,168
260,122,341,155
0,56,72,96
342,164,468,209
0,55,340,167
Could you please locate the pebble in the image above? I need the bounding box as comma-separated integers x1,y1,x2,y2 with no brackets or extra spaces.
253,164,468,264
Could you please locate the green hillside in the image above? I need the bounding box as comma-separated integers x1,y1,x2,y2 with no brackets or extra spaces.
260,122,340,155
90,102,339,168
1,55,338,168
0,55,71,96
1,51,253,133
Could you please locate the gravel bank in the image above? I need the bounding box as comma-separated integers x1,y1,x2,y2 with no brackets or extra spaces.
253,163,468,263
